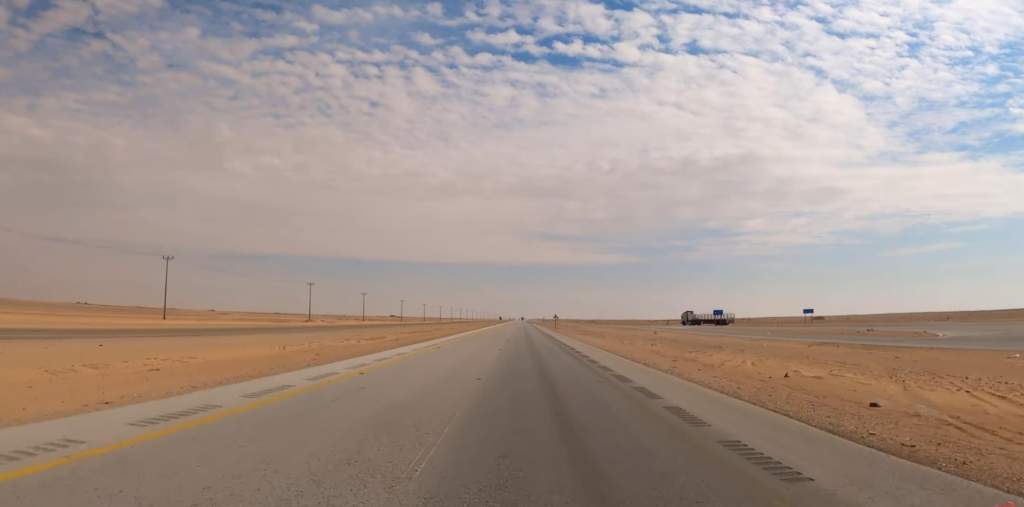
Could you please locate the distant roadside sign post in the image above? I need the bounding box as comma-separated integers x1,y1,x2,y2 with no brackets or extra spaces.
803,308,814,324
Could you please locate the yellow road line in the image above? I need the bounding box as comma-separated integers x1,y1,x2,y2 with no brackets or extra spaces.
0,341,447,483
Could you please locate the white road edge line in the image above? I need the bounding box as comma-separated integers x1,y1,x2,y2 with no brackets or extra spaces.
413,411,458,479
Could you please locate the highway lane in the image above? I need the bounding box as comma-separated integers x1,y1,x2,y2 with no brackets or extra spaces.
0,322,1015,506
408,324,831,506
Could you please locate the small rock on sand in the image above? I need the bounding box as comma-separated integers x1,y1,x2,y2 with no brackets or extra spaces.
869,400,882,408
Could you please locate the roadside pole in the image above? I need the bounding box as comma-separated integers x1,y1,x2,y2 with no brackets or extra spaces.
161,255,174,320
306,282,315,322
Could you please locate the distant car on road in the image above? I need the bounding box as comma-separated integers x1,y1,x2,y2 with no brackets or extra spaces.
681,310,735,326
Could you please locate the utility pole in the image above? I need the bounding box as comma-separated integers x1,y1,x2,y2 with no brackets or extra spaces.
161,255,174,320
400,299,405,322
361,292,368,321
422,303,426,322
439,305,443,321
306,282,315,322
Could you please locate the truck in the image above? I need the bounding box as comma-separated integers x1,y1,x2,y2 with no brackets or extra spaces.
681,309,735,326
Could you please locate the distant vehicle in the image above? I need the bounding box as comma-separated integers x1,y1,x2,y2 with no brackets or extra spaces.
681,310,735,326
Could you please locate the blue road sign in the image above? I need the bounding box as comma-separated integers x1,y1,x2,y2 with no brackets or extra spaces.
803,308,814,315
713,309,724,316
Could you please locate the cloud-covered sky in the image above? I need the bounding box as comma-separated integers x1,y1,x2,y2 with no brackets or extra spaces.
2,0,1023,318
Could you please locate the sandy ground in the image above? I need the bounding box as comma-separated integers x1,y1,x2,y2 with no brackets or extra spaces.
539,319,1024,497
0,298,434,329
738,308,1024,325
0,299,491,427
588,308,1024,329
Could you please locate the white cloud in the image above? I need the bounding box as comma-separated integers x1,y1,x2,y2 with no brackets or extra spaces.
551,38,609,58
611,41,643,63
567,1,615,36
292,19,319,34
409,66,442,95
92,0,163,20
310,4,373,25
467,28,534,47
412,31,440,46
882,242,967,257
1,0,1023,269
310,3,413,26
29,0,92,36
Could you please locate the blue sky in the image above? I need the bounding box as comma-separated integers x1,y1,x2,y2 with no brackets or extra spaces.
1,0,1023,318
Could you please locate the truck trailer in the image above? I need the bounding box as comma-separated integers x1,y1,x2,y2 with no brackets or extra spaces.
681,310,735,326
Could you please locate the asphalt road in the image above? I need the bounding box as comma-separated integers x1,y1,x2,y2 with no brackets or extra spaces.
0,322,1015,506
657,322,1024,350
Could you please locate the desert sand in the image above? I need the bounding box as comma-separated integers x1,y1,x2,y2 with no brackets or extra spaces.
0,299,491,427
0,297,429,329
738,308,1024,325
539,317,1024,497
